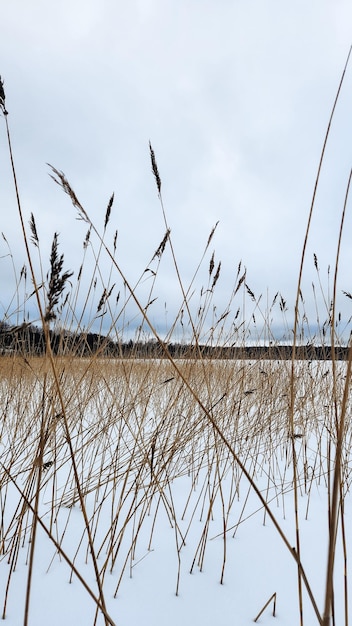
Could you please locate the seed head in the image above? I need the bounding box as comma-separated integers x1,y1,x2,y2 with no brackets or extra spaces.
149,142,161,193
0,75,8,115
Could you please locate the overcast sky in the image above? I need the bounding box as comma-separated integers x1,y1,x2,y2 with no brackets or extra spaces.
1,1,352,343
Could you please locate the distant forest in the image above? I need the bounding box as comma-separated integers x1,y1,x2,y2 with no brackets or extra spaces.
0,322,349,360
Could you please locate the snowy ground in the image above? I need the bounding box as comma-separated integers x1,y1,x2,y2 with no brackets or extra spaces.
0,359,350,625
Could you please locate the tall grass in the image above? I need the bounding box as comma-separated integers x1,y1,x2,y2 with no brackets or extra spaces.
0,51,352,625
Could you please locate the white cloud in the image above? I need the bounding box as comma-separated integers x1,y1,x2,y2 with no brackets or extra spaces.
1,0,351,338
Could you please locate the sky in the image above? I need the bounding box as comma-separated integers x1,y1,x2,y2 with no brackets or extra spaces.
1,1,352,342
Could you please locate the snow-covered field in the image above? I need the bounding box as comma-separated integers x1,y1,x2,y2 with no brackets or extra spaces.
0,357,350,625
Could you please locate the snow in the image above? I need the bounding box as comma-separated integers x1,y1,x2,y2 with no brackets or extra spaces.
0,359,350,625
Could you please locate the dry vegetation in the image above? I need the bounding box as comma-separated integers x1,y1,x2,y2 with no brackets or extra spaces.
0,355,351,626
1,53,352,626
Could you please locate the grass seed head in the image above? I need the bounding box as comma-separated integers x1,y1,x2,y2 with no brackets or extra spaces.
153,229,170,260
45,232,73,322
211,261,221,290
149,141,161,193
0,75,8,115
209,251,215,277
29,213,39,247
48,165,88,222
206,221,219,247
104,193,114,230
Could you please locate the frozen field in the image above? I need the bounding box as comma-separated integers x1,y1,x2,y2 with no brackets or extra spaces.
0,357,351,625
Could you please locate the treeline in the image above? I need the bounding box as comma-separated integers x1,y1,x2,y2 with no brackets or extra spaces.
0,322,119,357
0,322,349,360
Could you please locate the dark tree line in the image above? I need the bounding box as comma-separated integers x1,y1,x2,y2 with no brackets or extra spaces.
0,322,348,360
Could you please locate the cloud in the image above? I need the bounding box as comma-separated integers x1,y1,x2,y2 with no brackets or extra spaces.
1,1,352,340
